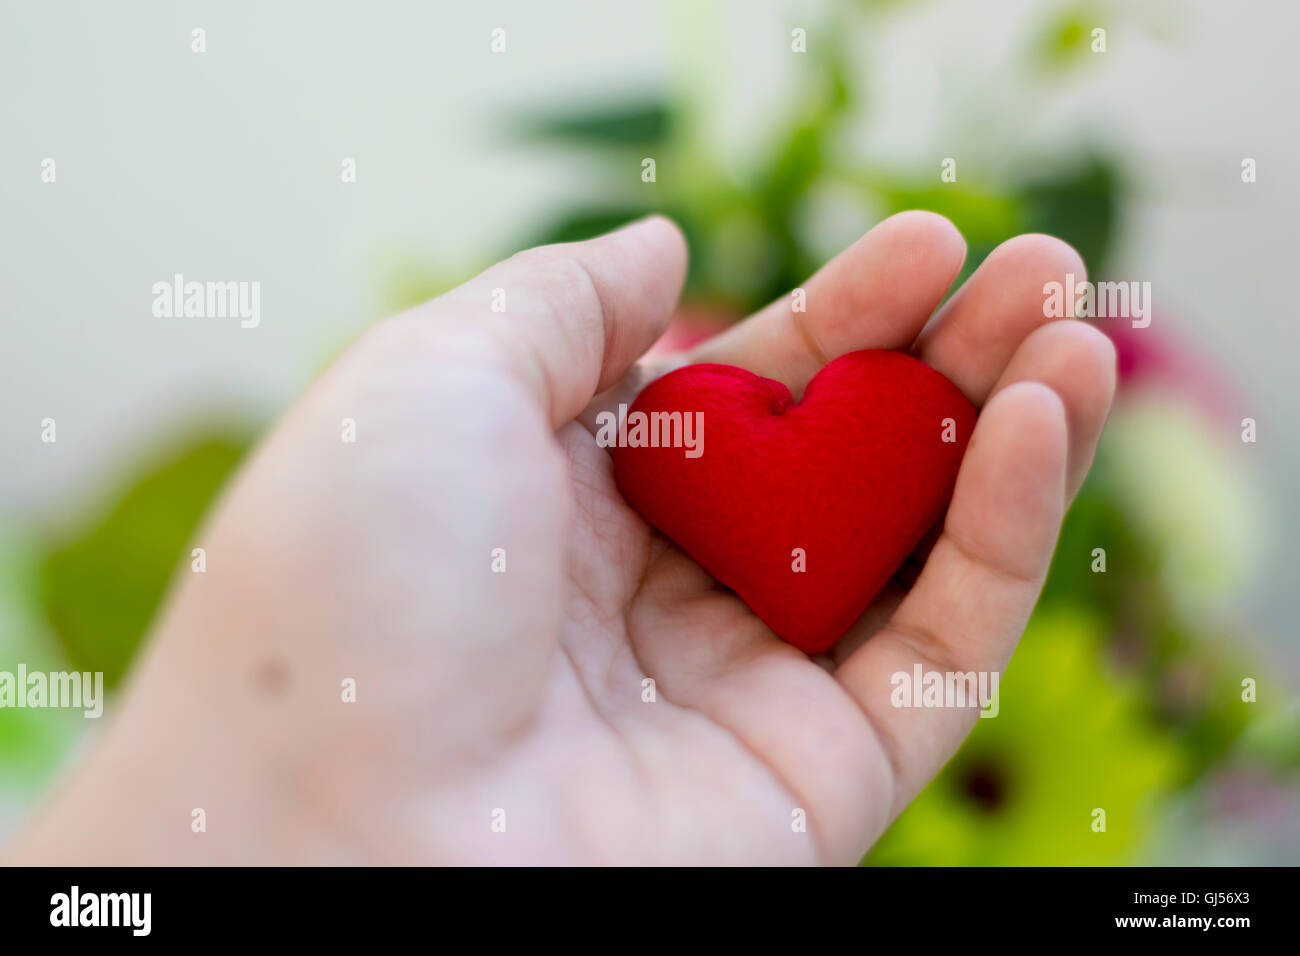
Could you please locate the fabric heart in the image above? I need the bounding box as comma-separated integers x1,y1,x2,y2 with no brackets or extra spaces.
611,349,977,655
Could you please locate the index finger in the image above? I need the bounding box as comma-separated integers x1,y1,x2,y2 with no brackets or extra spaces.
417,215,688,428
684,211,967,395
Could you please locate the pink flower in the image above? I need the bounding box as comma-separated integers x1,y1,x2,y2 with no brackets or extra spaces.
1096,312,1239,426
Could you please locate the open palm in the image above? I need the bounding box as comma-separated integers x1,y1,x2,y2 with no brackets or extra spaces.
8,213,1114,866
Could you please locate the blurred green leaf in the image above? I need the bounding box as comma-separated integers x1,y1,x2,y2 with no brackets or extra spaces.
875,181,1025,288
1239,702,1300,770
39,433,250,687
513,100,673,147
523,207,731,309
524,207,656,248
1050,441,1261,779
1032,4,1108,72
877,183,1022,244
748,121,832,304
1042,455,1145,612
0,538,80,782
1017,155,1120,275
866,608,1185,865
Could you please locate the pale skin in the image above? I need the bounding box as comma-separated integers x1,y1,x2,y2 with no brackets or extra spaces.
8,212,1115,865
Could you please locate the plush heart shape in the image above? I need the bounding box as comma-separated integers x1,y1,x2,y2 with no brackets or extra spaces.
611,349,977,655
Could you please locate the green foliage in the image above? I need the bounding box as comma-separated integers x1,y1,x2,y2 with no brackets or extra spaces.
1032,3,1109,72
0,539,80,784
514,100,673,148
39,433,250,688
1019,156,1120,276
867,608,1185,865
504,29,1123,315
526,206,660,250
1049,447,1266,781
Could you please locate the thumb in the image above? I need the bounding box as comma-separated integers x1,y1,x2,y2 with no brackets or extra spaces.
415,215,689,428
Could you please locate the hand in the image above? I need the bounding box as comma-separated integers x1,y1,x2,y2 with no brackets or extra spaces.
9,212,1115,865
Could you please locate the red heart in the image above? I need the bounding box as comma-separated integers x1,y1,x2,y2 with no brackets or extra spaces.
611,349,977,655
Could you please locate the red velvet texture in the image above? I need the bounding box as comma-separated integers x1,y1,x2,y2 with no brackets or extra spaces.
612,349,977,654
